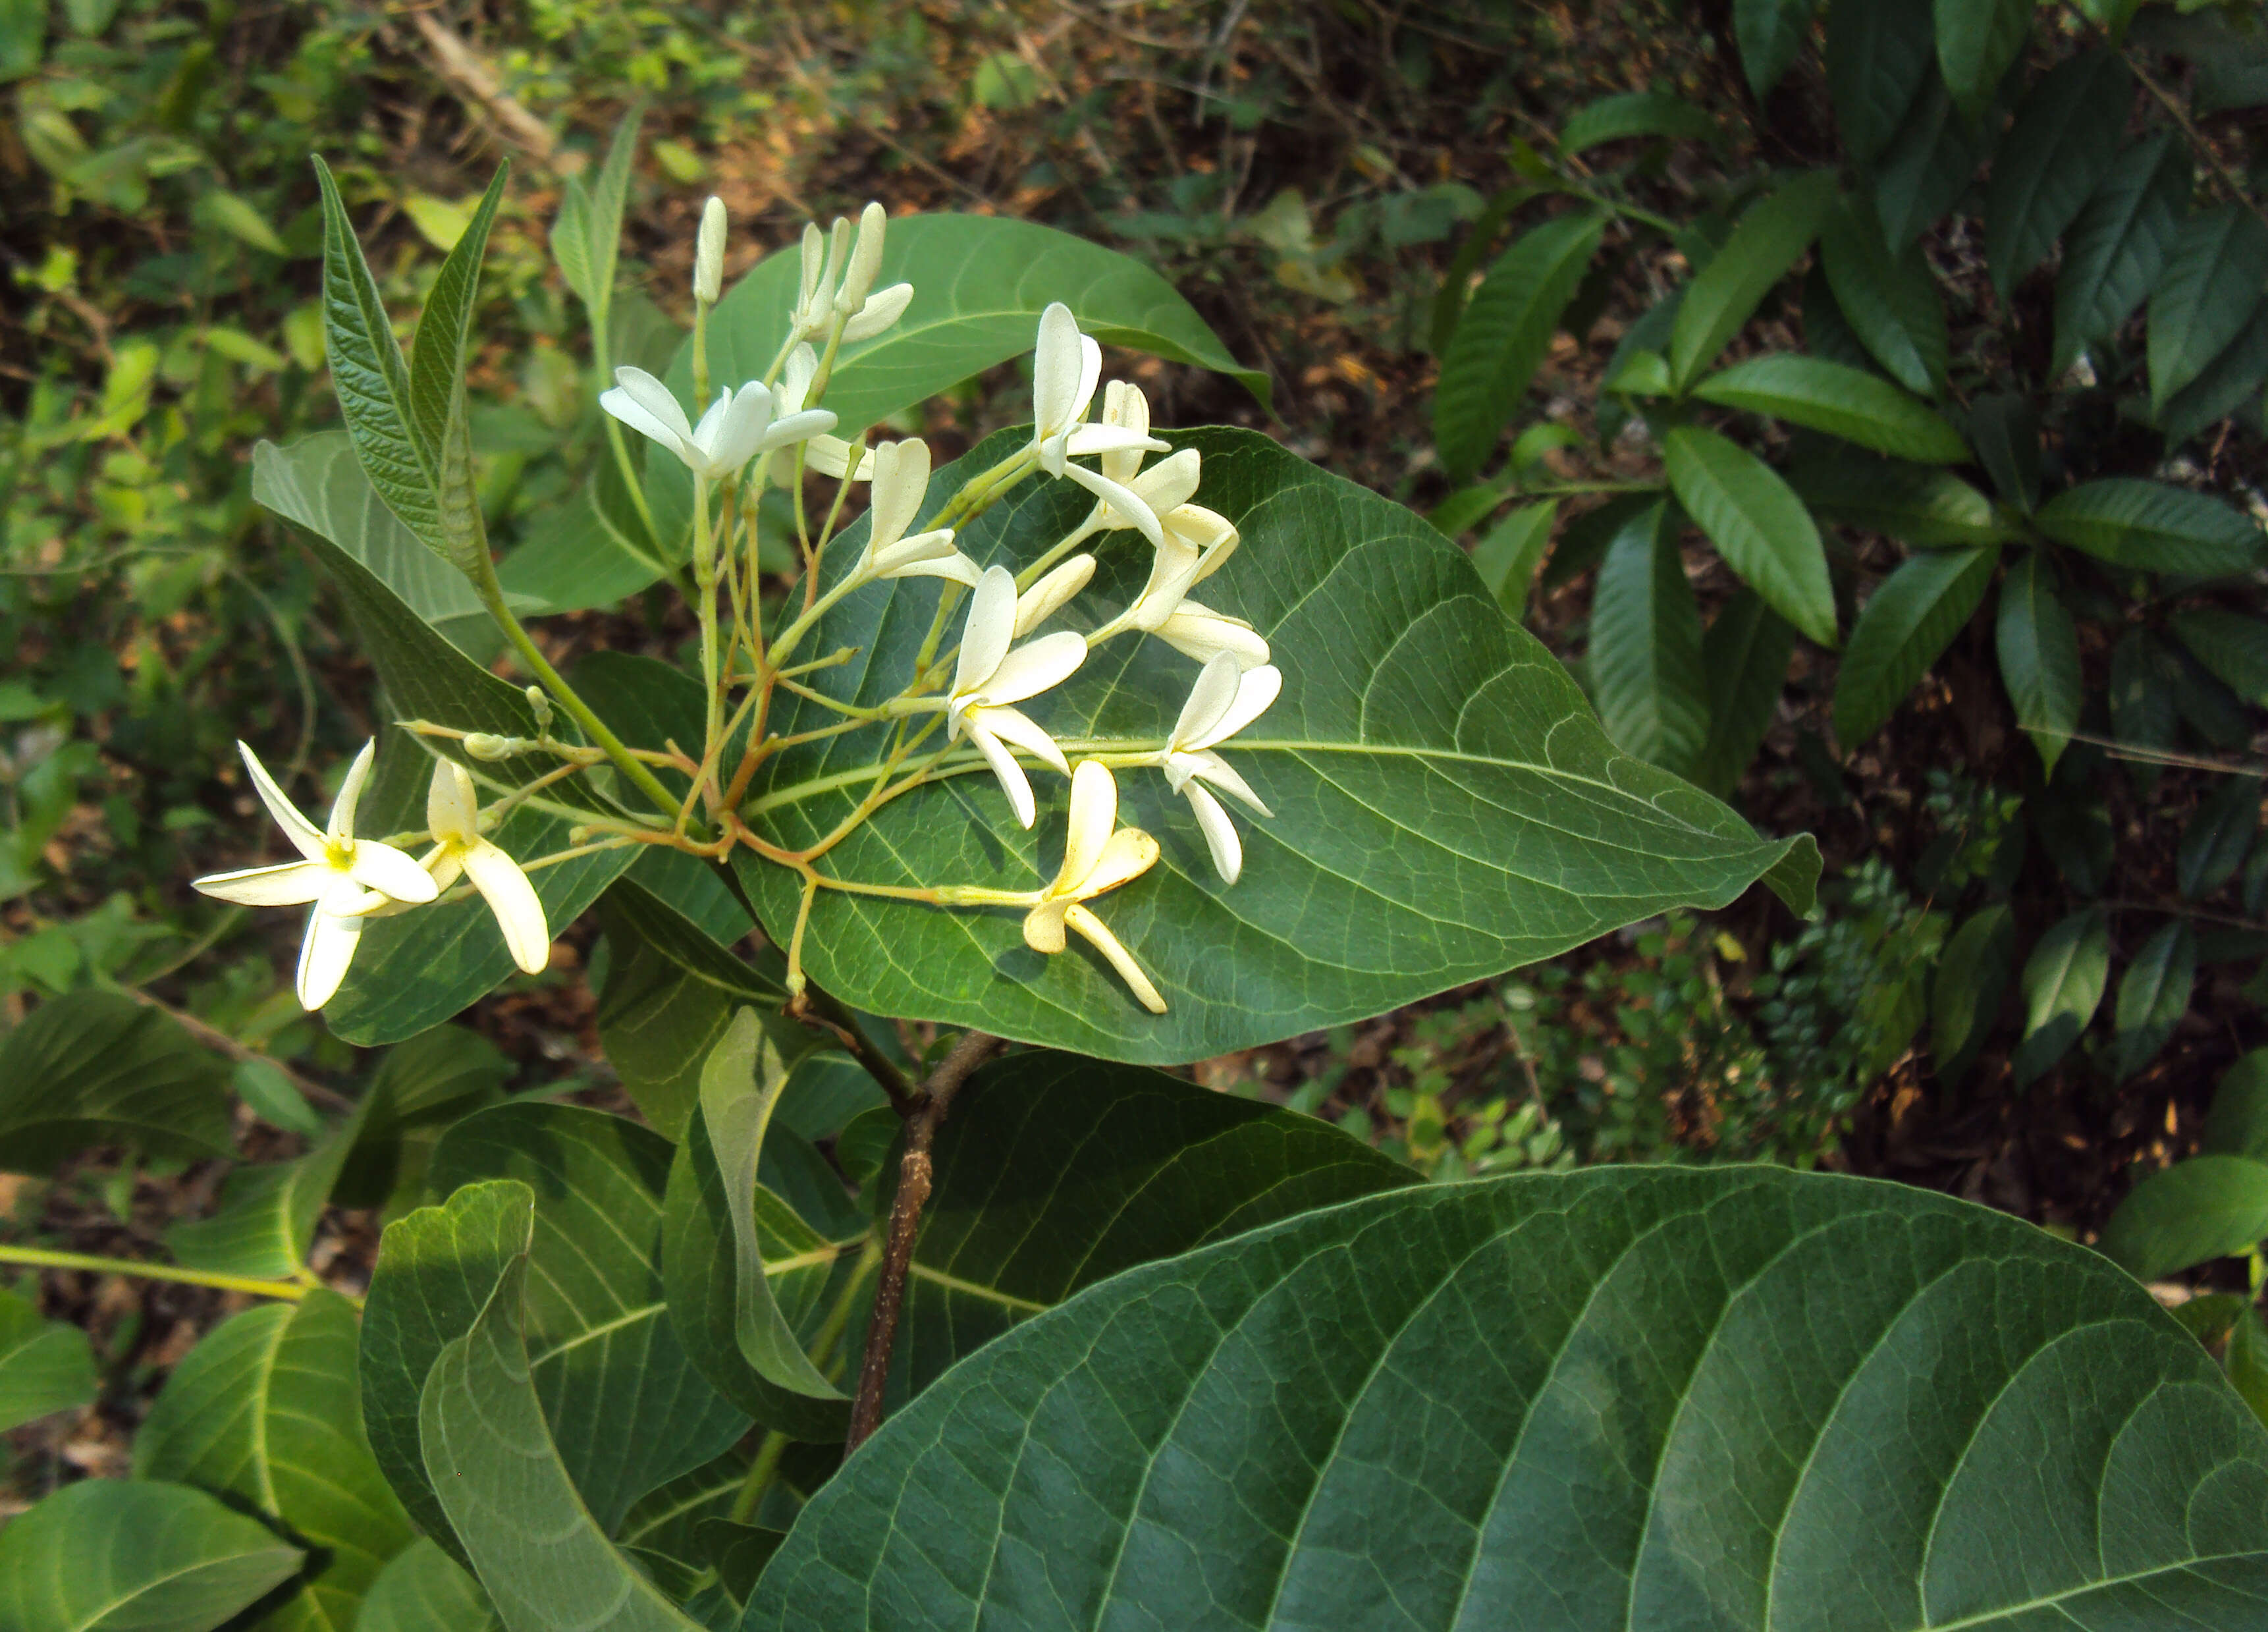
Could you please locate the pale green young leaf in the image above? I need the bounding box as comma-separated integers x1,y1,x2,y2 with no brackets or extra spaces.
406,165,509,472
1936,0,2034,116
0,1479,302,1632
1833,545,1997,748
1469,498,1558,620
166,1134,355,1282
1586,501,1709,773
358,1539,499,1632
1820,202,1948,396
0,991,231,1174
1984,50,2131,300
1690,588,1795,800
1433,212,1606,480
2012,907,2111,1086
2054,132,2189,374
1694,353,1968,461
2037,479,2265,576
2111,919,2196,1083
0,1286,94,1432
1663,423,1837,645
1996,551,2082,777
1668,171,1838,391
551,103,641,319
2101,1155,2268,1280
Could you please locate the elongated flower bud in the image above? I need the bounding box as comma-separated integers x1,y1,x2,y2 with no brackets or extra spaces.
694,196,727,306
836,202,887,319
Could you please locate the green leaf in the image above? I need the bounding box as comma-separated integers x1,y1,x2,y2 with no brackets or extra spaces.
1967,393,2041,513
166,1136,354,1282
1557,93,1722,157
1428,184,1546,354
2101,1155,2268,1279
1820,202,1949,395
2180,776,2262,900
2205,1052,2268,1160
2054,131,2189,374
746,1165,2268,1628
1932,902,2016,1072
738,427,1818,1063
2012,906,2111,1087
419,1242,701,1632
1735,0,1823,95
551,104,639,320
1690,588,1795,800
362,1178,541,1567
2037,479,2266,576
136,1290,414,1632
2151,207,2268,410
2174,609,2268,707
616,1447,755,1564
406,166,508,493
1825,0,1935,165
1669,171,1839,391
1467,499,1557,620
1694,353,1968,461
1432,213,1606,481
2111,629,2181,793
358,1539,499,1632
1874,73,1995,250
427,1104,750,1531
0,991,231,1174
193,188,288,256
1791,454,2016,548
0,1479,303,1632
1936,0,2033,117
1587,501,1709,773
1833,545,1997,748
1663,423,1837,645
1984,49,2132,301
1995,551,2082,777
2161,300,2268,449
0,0,46,82
696,1521,784,1606
2112,919,2196,1083
0,1286,94,1432
335,1025,512,1212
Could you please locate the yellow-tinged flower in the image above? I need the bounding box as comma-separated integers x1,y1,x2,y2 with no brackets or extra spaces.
1147,655,1281,884
1022,760,1166,1013
192,740,437,1010
946,566,1087,829
421,761,550,975
1028,304,1169,545
853,440,980,587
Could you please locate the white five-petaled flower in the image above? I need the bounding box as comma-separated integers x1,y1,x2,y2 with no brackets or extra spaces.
1091,497,1268,669
790,205,913,346
1028,304,1169,545
192,740,438,1011
947,566,1088,829
854,440,980,587
1021,760,1166,1014
421,761,550,976
600,368,836,482
1148,655,1280,884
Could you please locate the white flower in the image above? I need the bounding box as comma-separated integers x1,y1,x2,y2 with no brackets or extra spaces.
1028,304,1169,545
790,204,913,345
600,368,836,482
1091,501,1266,666
841,280,913,342
1153,600,1272,670
1021,760,1166,1014
694,196,726,305
855,440,979,586
947,565,1088,829
1013,555,1095,638
778,345,876,483
192,740,438,1011
421,761,550,975
1148,655,1280,884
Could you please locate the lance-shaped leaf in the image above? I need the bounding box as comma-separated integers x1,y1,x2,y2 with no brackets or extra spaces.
2207,1053,2268,1161
2055,131,2189,374
1669,171,1838,391
0,991,231,1174
2013,907,2111,1087
1933,902,2016,1074
1820,202,1949,396
1825,0,1933,165
1690,588,1795,800
407,166,507,476
1586,500,1708,774
2037,479,2265,576
2151,207,2268,410
1557,93,1721,156
135,1290,415,1632
1693,354,1968,462
1792,455,2016,549
1664,423,1837,645
551,103,639,321
744,1165,2268,1629
2111,919,2196,1083
0,1286,94,1432
1876,74,1996,249
1433,211,1606,481
2161,301,2268,449
419,1240,702,1632
1937,0,2033,117
736,427,1818,1064
1997,550,2082,777
1734,0,1822,97
1984,50,2131,301
1833,545,1997,748
2102,1156,2268,1280
2179,775,2262,900
358,1539,499,1632
0,1479,303,1632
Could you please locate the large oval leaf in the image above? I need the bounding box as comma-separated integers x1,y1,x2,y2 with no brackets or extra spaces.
728,427,1817,1063
0,1480,303,1632
743,1166,2268,1629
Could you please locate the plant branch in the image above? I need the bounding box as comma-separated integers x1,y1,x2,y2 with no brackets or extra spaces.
0,1243,330,1303
799,985,917,1115
2120,45,2268,238
116,988,358,1115
845,1029,1002,1454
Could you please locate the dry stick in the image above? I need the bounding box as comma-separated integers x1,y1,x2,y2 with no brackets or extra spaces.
845,1029,1002,1454
119,987,358,1114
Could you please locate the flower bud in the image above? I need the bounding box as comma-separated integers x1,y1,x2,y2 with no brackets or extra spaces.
835,202,887,319
463,732,517,761
796,223,826,317
524,685,553,732
694,196,727,306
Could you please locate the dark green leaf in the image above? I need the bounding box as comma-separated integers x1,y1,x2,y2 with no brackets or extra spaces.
1825,0,1934,165
2012,906,2111,1087
616,1446,753,1564
2054,132,2189,373
1967,393,2041,512
0,1479,302,1632
1735,0,1823,95
2038,479,2265,575
335,1025,512,1212
1467,498,1557,620
748,1165,2268,1628
1833,545,1997,748
1932,902,2016,1072
2101,1155,2268,1279
697,1522,784,1606
1995,550,2082,777
2152,207,2268,410
1801,259,1877,373
1587,501,1709,773
2174,609,2268,707
1669,172,1839,391
1820,202,1949,395
1432,213,1606,481
1428,184,1545,354
2205,1052,2268,1161
136,1290,414,1632
1791,454,2017,548
0,1286,94,1432
1690,588,1795,800
2111,629,2182,794
2180,776,2263,900
2161,300,2268,449
358,1539,499,1632
0,992,231,1174
1694,353,1968,461
1557,93,1723,156
1875,74,1994,248
1936,0,2034,117
1663,423,1837,645
1984,50,2131,301
2111,920,2196,1082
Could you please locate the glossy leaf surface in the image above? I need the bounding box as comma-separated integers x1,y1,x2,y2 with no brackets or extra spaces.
1694,354,1967,462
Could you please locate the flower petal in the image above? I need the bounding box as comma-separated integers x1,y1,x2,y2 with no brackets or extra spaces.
954,566,1019,696
758,407,840,452
841,281,913,342
427,759,479,844
1127,448,1202,512
192,859,335,907
347,838,441,904
1064,904,1167,1014
1172,652,1244,749
1060,462,1164,549
1013,555,1094,638
601,389,695,468
802,435,875,481
1168,506,1239,585
882,551,983,587
979,630,1087,707
1058,759,1117,889
706,383,775,474
868,439,930,553
964,719,1037,829
296,907,362,1011
238,741,327,861
328,739,379,845
1073,335,1102,425
1082,825,1160,898
1199,664,1283,750
1032,304,1085,433
426,844,466,892
975,704,1071,776
1060,423,1168,461
1190,749,1272,817
1183,780,1244,884
1023,900,1070,954
462,841,551,974
1156,602,1271,670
